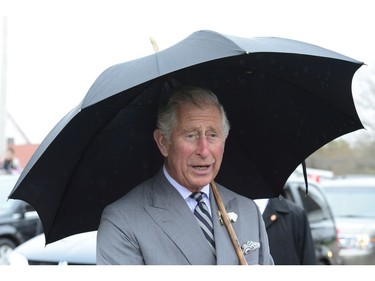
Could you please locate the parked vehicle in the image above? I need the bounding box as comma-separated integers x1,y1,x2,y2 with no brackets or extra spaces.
283,175,341,265
6,231,97,265
321,175,375,265
0,174,42,264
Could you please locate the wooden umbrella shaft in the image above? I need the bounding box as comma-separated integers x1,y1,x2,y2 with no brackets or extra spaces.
210,181,248,265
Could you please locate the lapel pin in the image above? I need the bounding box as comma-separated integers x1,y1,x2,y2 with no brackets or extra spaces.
217,211,238,225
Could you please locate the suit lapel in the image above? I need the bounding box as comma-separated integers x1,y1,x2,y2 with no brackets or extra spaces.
144,171,216,264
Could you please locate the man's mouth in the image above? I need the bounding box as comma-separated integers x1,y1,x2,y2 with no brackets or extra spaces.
192,165,210,170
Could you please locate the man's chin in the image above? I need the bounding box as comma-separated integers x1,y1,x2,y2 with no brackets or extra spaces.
190,177,214,189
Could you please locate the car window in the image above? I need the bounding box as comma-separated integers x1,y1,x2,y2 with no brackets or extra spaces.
324,187,375,218
297,185,330,222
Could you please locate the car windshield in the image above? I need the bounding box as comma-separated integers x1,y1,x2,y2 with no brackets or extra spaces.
324,187,375,218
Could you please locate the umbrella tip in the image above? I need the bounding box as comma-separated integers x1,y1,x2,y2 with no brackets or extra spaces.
150,37,159,53
301,161,309,195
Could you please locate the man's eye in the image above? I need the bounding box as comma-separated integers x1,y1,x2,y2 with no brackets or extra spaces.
186,133,198,140
207,133,219,141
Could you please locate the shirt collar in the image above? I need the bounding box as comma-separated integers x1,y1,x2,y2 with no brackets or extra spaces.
254,198,269,214
163,165,210,200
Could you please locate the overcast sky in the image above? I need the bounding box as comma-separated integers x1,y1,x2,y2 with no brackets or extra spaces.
2,0,374,144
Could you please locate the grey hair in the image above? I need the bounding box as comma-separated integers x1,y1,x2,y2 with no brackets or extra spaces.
156,86,230,142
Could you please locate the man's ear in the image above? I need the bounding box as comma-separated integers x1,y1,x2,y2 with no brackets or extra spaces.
153,129,169,157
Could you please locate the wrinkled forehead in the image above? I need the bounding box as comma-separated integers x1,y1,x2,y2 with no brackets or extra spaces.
176,103,223,129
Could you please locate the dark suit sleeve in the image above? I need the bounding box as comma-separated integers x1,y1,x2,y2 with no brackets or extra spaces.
287,200,317,265
297,206,317,265
256,204,275,265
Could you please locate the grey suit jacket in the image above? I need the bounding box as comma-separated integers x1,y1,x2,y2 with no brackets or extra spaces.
96,169,274,265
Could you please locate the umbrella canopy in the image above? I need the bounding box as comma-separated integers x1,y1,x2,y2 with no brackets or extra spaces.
9,30,364,244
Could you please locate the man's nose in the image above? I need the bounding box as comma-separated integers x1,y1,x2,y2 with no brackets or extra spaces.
196,137,210,157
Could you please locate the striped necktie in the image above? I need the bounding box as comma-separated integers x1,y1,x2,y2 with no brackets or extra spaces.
190,192,216,255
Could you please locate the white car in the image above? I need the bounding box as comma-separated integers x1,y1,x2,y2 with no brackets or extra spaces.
0,175,42,264
5,231,97,265
322,175,375,265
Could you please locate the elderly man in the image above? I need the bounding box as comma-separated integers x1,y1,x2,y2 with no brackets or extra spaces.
96,86,274,265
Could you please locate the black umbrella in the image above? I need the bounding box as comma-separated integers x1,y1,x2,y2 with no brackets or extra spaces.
9,30,364,245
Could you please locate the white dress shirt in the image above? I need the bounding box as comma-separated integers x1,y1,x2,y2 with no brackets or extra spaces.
163,165,212,215
254,198,269,214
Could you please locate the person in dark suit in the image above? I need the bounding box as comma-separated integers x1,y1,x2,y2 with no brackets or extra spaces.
255,196,317,265
96,86,274,265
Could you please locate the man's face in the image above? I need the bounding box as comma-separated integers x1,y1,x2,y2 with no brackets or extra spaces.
155,103,226,192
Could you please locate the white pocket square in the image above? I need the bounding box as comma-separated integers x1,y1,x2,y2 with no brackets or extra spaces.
241,241,260,255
